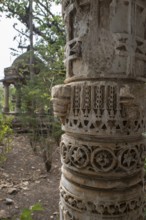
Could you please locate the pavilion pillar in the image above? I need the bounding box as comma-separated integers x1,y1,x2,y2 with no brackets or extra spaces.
52,1,146,219
3,83,10,113
14,83,21,114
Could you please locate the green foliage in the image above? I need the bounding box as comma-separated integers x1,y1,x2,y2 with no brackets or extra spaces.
20,203,44,220
0,0,65,145
0,114,13,143
18,59,64,144
0,84,5,113
0,0,65,110
0,114,13,163
0,0,65,64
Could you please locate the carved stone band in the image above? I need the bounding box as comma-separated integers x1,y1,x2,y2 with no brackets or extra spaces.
60,178,144,220
62,81,146,137
61,134,146,176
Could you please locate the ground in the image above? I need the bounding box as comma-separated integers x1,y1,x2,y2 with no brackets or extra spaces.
1,134,146,220
0,134,61,220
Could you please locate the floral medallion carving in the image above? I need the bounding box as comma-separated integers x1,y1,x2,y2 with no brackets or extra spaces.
52,0,146,219
62,143,70,164
60,186,144,217
91,148,116,172
119,147,140,171
60,134,146,175
70,145,89,168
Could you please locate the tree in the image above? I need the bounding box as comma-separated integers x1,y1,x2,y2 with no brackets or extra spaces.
0,0,65,113
0,0,66,171
0,0,65,74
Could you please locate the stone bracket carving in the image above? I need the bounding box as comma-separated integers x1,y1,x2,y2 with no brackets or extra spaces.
52,0,146,219
51,84,71,124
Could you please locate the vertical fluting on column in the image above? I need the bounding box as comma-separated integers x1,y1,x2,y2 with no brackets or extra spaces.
52,1,146,219
3,82,10,113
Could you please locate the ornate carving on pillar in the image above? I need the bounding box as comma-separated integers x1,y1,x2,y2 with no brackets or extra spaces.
52,0,146,219
51,85,71,124
60,134,146,178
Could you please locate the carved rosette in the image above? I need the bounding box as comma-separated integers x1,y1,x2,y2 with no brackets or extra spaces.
51,0,146,219
59,181,144,220
60,134,146,177
59,183,144,220
51,82,146,220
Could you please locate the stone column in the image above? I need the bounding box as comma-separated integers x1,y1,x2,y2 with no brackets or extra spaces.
3,83,10,113
15,83,21,114
52,1,146,219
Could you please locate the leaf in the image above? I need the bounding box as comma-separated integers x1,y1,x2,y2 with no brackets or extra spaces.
20,209,32,220
30,203,44,211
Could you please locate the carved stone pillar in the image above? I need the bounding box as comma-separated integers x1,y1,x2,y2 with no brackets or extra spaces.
14,83,21,114
3,83,10,113
52,1,146,219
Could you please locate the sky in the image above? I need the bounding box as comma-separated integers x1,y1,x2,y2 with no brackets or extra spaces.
0,14,20,80
0,3,61,80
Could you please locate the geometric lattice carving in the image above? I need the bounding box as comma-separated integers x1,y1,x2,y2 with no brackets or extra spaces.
64,82,146,136
52,1,146,220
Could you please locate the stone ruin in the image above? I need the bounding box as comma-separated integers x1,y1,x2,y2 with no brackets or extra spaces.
0,51,53,171
0,51,42,115
52,0,146,219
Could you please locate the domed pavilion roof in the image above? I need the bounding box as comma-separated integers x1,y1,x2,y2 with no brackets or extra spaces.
11,51,44,75
1,51,44,84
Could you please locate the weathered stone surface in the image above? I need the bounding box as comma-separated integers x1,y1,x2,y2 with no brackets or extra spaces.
1,52,43,115
52,0,146,219
62,0,146,81
52,85,71,124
